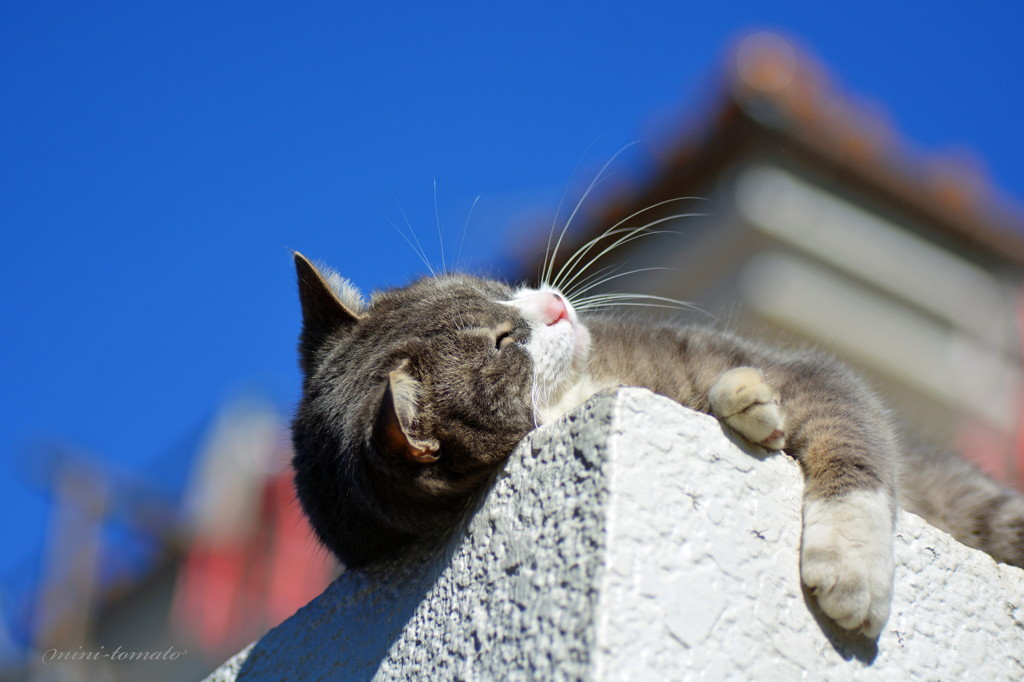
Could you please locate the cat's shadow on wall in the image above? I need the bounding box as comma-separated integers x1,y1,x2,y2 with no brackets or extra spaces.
801,583,881,664
714,422,778,461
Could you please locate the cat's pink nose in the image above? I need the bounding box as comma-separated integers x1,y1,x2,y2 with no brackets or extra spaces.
544,293,569,326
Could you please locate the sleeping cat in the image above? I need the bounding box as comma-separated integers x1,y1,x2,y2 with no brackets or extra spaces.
290,251,1024,640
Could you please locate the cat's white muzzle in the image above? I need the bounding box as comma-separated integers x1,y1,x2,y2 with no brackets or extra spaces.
508,288,589,357
506,287,592,421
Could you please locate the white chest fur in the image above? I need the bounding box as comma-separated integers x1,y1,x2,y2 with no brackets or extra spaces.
536,375,619,425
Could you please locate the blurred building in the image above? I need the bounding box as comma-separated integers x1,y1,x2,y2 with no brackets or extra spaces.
532,32,1024,488
7,397,335,682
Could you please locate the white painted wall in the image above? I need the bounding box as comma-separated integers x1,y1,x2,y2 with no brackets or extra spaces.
205,389,1024,681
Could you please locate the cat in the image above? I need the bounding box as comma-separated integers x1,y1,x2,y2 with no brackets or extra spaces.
290,250,1024,640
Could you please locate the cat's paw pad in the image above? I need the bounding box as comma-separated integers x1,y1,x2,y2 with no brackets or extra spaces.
801,492,895,638
709,367,786,449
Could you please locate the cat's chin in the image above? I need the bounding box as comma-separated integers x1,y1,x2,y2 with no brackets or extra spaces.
541,303,590,355
570,319,591,363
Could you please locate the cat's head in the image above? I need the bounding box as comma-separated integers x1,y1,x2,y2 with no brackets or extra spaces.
290,253,589,566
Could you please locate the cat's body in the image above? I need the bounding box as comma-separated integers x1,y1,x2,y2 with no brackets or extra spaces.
291,252,1024,640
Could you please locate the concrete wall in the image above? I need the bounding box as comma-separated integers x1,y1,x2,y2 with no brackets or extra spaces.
204,389,1024,681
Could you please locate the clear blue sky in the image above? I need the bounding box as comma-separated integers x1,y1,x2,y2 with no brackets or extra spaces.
2,0,1021,632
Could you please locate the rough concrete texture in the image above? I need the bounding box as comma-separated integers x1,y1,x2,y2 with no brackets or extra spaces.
204,388,1024,681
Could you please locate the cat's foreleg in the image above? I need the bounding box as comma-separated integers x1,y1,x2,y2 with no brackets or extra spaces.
785,378,898,638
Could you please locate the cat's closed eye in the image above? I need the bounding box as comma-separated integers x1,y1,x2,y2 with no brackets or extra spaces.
495,330,514,350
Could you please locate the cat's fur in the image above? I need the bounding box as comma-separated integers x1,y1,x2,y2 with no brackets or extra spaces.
291,251,1024,639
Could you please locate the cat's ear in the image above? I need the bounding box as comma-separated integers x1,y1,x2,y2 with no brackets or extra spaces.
294,252,362,371
376,361,440,464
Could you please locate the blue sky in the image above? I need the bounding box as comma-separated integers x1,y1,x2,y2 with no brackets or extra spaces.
1,0,1021,637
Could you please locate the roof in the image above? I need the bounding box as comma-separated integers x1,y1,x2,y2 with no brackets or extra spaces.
537,31,1024,275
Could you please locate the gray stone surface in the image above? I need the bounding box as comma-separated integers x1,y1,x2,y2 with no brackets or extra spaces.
204,388,1024,681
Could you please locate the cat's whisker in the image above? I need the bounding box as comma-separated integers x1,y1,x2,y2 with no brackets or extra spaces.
543,142,599,285
574,301,710,318
565,267,678,300
575,301,691,312
555,226,688,295
560,263,622,301
551,225,646,291
378,205,436,277
433,177,447,274
544,141,638,287
383,186,436,276
456,194,482,272
529,369,543,428
556,214,702,294
545,173,616,286
572,293,712,318
550,196,704,291
573,292,693,306
532,389,540,428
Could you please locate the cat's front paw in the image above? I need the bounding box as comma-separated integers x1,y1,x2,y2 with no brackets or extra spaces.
709,367,786,450
801,491,895,638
